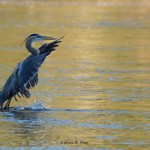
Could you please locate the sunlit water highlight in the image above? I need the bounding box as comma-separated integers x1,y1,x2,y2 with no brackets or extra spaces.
0,0,150,149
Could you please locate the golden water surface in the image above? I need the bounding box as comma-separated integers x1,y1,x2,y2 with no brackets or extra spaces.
0,0,150,149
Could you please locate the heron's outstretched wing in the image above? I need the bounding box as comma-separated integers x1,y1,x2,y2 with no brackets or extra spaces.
17,38,62,97
39,37,63,55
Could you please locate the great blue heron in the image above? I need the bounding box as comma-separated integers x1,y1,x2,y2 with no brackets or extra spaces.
0,33,63,111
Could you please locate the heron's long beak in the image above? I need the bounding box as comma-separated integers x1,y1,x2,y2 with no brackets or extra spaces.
43,36,57,40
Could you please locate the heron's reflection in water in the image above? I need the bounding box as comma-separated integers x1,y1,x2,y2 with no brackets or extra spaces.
9,111,53,146
12,110,44,130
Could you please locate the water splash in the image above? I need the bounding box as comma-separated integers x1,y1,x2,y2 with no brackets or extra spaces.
13,100,46,111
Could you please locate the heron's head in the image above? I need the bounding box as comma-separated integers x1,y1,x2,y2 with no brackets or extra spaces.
25,33,57,43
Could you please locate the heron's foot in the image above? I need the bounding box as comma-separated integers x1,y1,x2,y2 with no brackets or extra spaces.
3,105,10,110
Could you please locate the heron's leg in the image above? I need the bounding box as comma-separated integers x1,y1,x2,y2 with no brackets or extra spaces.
0,102,3,111
7,99,12,109
3,100,8,110
4,99,11,110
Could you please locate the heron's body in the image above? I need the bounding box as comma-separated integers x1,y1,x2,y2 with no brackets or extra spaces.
0,34,62,111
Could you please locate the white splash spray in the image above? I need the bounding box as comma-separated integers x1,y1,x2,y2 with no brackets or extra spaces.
14,100,46,111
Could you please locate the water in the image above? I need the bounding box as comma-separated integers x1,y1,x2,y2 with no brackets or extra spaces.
0,0,150,149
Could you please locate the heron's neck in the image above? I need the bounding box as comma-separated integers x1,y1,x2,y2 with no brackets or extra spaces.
26,39,38,55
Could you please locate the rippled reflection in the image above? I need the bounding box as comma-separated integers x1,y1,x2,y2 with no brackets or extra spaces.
0,0,150,149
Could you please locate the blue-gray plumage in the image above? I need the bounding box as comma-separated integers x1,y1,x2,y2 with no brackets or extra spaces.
0,34,63,111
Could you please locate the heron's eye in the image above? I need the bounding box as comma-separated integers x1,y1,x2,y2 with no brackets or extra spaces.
36,35,41,39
